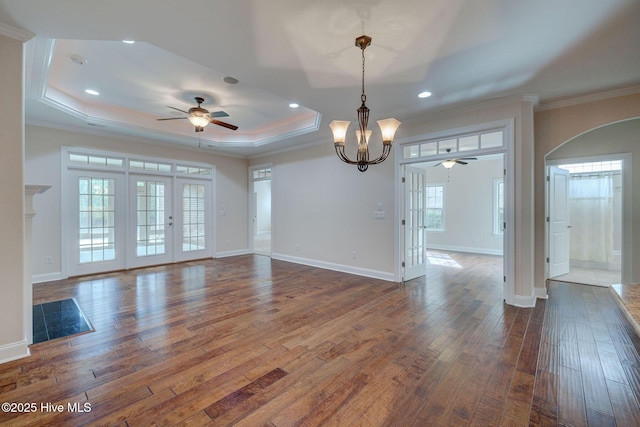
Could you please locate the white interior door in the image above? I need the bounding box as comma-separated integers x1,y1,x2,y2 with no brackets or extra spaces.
174,178,212,262
130,175,173,268
549,166,571,278
404,165,427,280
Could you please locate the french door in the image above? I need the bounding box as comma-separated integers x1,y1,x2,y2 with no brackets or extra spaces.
403,165,428,280
67,168,212,275
174,178,212,262
129,175,174,268
68,170,126,276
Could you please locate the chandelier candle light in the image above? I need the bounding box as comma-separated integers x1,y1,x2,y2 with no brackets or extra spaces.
330,35,401,172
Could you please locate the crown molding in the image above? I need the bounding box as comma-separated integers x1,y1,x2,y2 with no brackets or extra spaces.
406,94,540,124
536,85,640,111
0,22,34,42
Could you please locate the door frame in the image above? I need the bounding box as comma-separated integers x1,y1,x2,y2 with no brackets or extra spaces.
545,153,632,284
395,118,514,304
61,146,215,277
248,163,273,255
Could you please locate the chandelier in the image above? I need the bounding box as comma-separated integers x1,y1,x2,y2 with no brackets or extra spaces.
329,35,401,172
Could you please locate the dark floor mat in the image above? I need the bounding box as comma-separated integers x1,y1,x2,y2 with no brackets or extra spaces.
33,298,92,344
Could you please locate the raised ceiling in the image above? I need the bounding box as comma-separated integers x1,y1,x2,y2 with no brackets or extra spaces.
1,0,639,157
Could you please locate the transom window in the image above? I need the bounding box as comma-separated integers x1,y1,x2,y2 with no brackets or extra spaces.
403,130,504,160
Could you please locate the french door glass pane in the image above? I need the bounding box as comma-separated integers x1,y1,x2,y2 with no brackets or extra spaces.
182,184,206,252
136,180,166,256
78,177,116,263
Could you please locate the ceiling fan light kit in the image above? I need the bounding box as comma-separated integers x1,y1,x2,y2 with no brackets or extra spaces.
329,35,401,172
157,96,238,133
434,149,477,169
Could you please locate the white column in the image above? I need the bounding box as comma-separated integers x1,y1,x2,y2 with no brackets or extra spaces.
24,185,51,345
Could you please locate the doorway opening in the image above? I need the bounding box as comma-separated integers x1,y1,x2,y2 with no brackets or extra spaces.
250,166,272,256
547,158,624,286
402,153,505,285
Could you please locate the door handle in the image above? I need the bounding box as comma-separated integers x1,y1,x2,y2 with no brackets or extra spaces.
567,225,572,229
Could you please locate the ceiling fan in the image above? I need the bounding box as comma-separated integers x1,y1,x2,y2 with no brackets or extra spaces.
433,149,477,169
157,97,238,132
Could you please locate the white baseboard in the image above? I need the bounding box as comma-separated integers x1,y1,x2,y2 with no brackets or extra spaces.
535,286,549,300
271,253,396,282
426,244,503,256
32,272,64,284
507,292,537,308
0,340,30,365
215,249,252,258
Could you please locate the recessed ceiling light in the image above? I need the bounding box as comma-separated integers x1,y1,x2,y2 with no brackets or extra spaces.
122,40,135,44
289,103,299,108
68,54,87,65
418,91,432,99
85,89,100,96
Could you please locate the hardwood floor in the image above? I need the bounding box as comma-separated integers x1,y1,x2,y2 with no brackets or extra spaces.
1,252,639,426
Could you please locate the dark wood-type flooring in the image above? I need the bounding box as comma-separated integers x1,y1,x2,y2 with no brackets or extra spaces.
1,252,640,426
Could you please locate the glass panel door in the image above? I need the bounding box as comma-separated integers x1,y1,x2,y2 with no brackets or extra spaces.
175,178,212,262
68,170,126,276
404,165,427,280
129,175,173,268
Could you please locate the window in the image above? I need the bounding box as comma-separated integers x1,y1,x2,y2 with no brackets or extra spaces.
182,184,206,252
78,177,116,263
402,128,505,161
426,184,444,231
494,179,504,235
252,167,272,181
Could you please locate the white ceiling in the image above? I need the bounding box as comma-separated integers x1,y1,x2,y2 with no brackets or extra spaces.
1,0,639,157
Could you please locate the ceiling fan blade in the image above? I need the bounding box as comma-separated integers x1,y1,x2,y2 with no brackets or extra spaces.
456,160,468,165
211,119,238,131
209,111,229,118
157,117,188,121
458,157,477,161
166,106,190,114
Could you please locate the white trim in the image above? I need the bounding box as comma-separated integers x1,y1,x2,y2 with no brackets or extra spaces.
396,117,516,304
0,22,35,42
0,340,30,364
426,244,503,256
403,94,538,125
511,292,537,308
61,146,217,277
215,249,251,258
272,253,396,282
537,86,640,112
535,286,549,300
32,272,64,284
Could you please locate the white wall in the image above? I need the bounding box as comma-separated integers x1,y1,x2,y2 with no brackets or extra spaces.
25,125,249,280
424,156,504,255
254,180,271,234
252,142,396,280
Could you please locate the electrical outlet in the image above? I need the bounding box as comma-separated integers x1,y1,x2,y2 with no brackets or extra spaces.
45,256,53,264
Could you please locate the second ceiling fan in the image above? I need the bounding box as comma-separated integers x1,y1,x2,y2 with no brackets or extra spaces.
433,149,477,169
157,97,238,132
